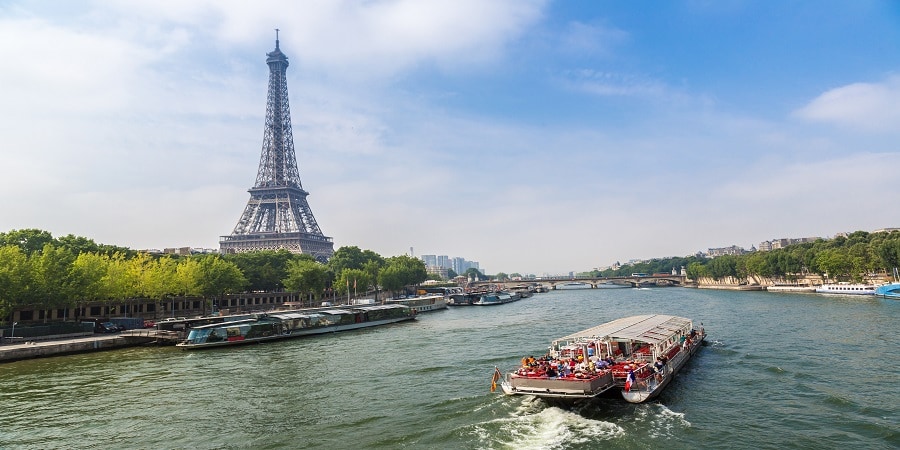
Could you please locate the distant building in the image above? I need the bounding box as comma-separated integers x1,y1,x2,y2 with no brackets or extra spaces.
707,245,746,258
159,247,219,256
758,237,820,251
426,265,449,280
420,254,479,275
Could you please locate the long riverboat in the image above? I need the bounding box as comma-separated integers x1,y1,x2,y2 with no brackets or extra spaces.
448,292,479,306
815,283,877,295
175,304,415,349
496,314,705,403
384,294,448,313
473,291,519,306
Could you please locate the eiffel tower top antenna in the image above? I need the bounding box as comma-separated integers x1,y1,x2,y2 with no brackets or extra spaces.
275,28,279,49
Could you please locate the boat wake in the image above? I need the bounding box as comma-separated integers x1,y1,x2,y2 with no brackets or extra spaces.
632,403,692,439
472,399,624,449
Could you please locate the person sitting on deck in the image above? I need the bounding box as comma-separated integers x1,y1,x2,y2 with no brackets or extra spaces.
559,361,571,377
545,365,558,378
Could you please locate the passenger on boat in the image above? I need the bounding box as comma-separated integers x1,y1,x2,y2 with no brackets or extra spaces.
559,361,571,377
653,357,666,381
546,365,558,378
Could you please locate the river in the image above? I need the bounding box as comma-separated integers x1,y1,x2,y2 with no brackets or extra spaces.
1,287,897,449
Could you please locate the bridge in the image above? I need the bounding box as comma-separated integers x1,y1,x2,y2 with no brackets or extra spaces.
469,274,687,290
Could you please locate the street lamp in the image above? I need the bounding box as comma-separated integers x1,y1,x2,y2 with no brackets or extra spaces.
10,322,17,340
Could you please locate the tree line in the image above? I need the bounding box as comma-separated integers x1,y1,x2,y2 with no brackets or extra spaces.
0,229,428,322
594,230,900,283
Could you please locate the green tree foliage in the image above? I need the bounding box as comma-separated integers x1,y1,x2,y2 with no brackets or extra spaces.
69,252,110,307
283,259,328,303
327,246,384,275
611,230,900,282
0,229,55,254
196,255,247,300
32,244,76,311
332,268,371,297
0,246,31,320
379,255,427,296
464,268,486,281
226,249,297,292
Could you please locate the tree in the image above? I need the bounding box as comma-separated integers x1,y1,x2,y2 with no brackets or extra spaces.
196,256,247,313
69,252,111,318
379,255,427,297
283,259,328,305
685,261,707,280
464,268,485,281
0,229,55,255
55,234,101,255
31,244,76,315
174,257,202,298
878,239,900,271
0,245,31,321
332,268,371,300
226,250,296,292
815,249,852,281
328,246,384,275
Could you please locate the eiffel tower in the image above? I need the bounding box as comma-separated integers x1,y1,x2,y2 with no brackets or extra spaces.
220,32,334,262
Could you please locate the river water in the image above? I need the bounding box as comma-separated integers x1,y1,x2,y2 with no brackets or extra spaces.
1,287,897,449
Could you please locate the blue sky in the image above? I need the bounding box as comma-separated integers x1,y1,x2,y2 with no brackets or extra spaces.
1,1,898,275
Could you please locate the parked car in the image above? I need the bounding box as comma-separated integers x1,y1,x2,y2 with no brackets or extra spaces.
95,322,123,333
143,320,156,328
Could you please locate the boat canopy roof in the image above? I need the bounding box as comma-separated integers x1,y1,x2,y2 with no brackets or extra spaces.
190,318,259,330
557,314,693,346
270,312,311,320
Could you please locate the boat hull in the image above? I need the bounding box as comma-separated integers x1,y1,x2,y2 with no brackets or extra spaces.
500,372,615,400
620,334,704,403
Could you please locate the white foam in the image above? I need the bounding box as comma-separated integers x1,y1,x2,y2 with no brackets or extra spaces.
482,403,624,449
634,403,691,439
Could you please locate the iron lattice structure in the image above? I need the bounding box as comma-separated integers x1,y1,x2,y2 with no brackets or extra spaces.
220,35,334,261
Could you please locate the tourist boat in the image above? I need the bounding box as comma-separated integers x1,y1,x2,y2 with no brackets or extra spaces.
875,282,900,299
496,314,705,403
448,292,479,306
176,304,415,349
814,283,877,295
473,291,519,306
384,294,448,313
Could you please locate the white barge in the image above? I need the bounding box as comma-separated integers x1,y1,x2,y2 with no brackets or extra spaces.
384,294,448,313
497,314,705,403
815,283,877,295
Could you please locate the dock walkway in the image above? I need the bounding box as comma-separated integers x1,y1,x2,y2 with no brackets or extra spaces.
0,329,180,363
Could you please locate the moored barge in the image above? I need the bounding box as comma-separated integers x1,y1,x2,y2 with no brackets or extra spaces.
176,304,415,349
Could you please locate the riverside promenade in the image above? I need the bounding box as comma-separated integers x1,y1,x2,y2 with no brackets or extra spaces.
0,329,178,363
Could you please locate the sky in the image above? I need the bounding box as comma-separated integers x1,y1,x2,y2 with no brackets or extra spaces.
1,1,899,276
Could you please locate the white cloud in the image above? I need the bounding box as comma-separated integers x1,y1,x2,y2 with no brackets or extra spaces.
96,0,547,79
794,75,900,133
